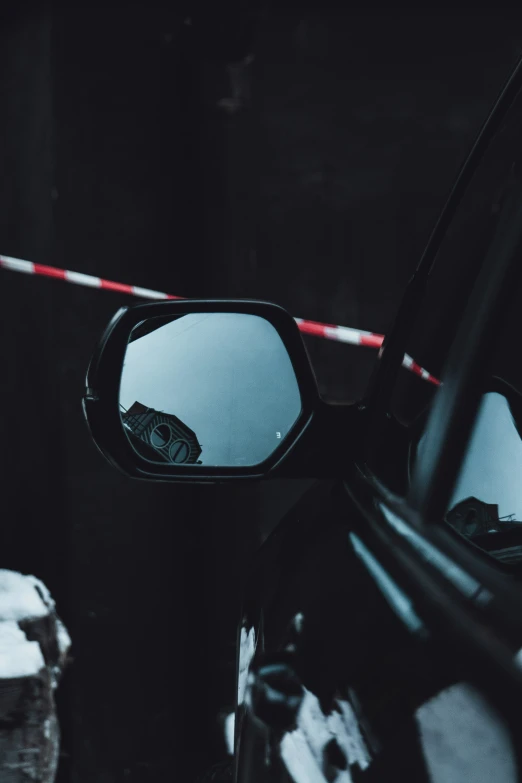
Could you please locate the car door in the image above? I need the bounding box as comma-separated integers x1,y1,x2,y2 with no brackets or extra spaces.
234,57,522,782
345,56,522,780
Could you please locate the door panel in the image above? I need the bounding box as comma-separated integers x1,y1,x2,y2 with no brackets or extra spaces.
235,482,464,782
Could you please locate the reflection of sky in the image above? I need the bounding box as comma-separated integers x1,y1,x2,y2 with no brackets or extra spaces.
449,393,522,521
120,313,302,466
419,393,522,522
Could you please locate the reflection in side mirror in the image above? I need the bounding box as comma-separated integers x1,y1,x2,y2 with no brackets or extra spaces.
119,312,303,468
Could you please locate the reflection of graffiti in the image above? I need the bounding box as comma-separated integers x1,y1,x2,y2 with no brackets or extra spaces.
121,401,202,464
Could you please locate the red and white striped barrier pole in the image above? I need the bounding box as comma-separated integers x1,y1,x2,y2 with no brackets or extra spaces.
0,255,182,300
0,254,440,386
295,317,440,386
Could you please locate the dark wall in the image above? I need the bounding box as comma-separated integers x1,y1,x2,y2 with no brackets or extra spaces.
1,4,521,782
0,10,55,577
51,8,214,781
251,8,522,400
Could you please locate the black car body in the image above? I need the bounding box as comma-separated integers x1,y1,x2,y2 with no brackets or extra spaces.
84,56,522,782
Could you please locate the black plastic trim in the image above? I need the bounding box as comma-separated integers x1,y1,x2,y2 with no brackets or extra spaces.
83,299,362,481
410,180,522,518
340,472,522,724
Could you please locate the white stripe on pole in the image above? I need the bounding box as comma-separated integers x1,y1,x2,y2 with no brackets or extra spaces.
65,270,102,288
131,286,171,299
324,325,363,345
0,256,35,274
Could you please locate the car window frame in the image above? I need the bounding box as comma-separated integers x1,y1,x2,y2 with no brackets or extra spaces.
391,179,522,638
344,56,522,717
363,55,522,427
408,180,522,521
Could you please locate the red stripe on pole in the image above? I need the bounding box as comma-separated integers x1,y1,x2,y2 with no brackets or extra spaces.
100,279,135,295
297,320,334,338
360,334,384,348
33,263,66,280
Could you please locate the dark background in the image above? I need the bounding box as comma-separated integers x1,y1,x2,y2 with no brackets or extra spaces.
0,3,521,781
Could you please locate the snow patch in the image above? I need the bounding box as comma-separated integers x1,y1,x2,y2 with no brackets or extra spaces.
0,621,45,678
0,571,69,682
25,574,56,612
55,617,72,656
0,570,49,621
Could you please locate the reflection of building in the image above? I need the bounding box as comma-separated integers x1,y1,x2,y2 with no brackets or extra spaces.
446,496,520,537
121,401,202,464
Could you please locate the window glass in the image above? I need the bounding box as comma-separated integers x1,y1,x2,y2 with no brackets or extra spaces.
416,385,522,563
448,393,522,528
367,76,522,492
438,273,522,563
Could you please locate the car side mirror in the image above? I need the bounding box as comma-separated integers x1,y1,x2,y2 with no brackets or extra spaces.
83,300,361,482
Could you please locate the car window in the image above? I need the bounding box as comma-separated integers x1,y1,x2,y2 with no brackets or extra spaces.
447,391,522,527
414,226,522,563
366,75,522,493
441,281,522,563
416,387,522,563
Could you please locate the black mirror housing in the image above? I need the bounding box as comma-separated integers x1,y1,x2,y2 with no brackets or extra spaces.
83,299,361,482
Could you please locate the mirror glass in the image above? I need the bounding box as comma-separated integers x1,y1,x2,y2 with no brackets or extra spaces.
119,312,302,467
